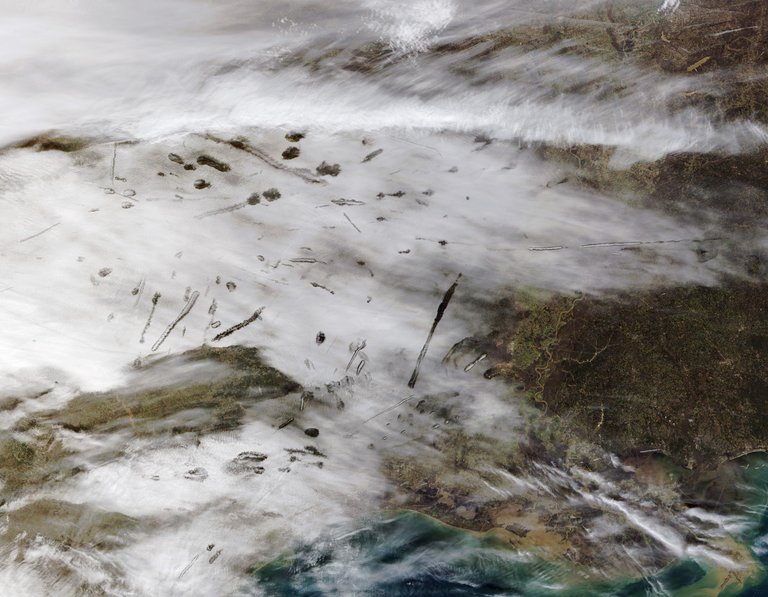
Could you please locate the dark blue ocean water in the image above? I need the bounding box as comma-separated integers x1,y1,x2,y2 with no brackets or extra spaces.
248,454,768,597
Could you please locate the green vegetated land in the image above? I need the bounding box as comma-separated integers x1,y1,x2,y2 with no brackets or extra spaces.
487,1,768,468
380,283,768,586
4,498,138,551
0,346,300,499
485,283,768,469
53,345,299,434
0,345,302,582
532,0,768,221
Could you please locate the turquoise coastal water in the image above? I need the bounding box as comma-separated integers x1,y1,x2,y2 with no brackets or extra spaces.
250,454,768,596
734,454,768,597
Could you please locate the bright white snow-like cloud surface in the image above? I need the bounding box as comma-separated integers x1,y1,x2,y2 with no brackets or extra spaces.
0,131,728,391
0,0,765,594
0,129,748,595
0,0,764,158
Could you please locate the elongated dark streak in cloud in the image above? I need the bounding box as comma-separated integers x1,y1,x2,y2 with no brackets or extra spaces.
526,236,723,251
152,291,199,352
344,212,361,233
213,307,264,342
139,292,161,344
346,339,366,372
205,134,325,184
19,222,60,243
408,274,462,389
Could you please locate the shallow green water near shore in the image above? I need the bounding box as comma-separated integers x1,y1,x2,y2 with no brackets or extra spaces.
251,454,768,597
